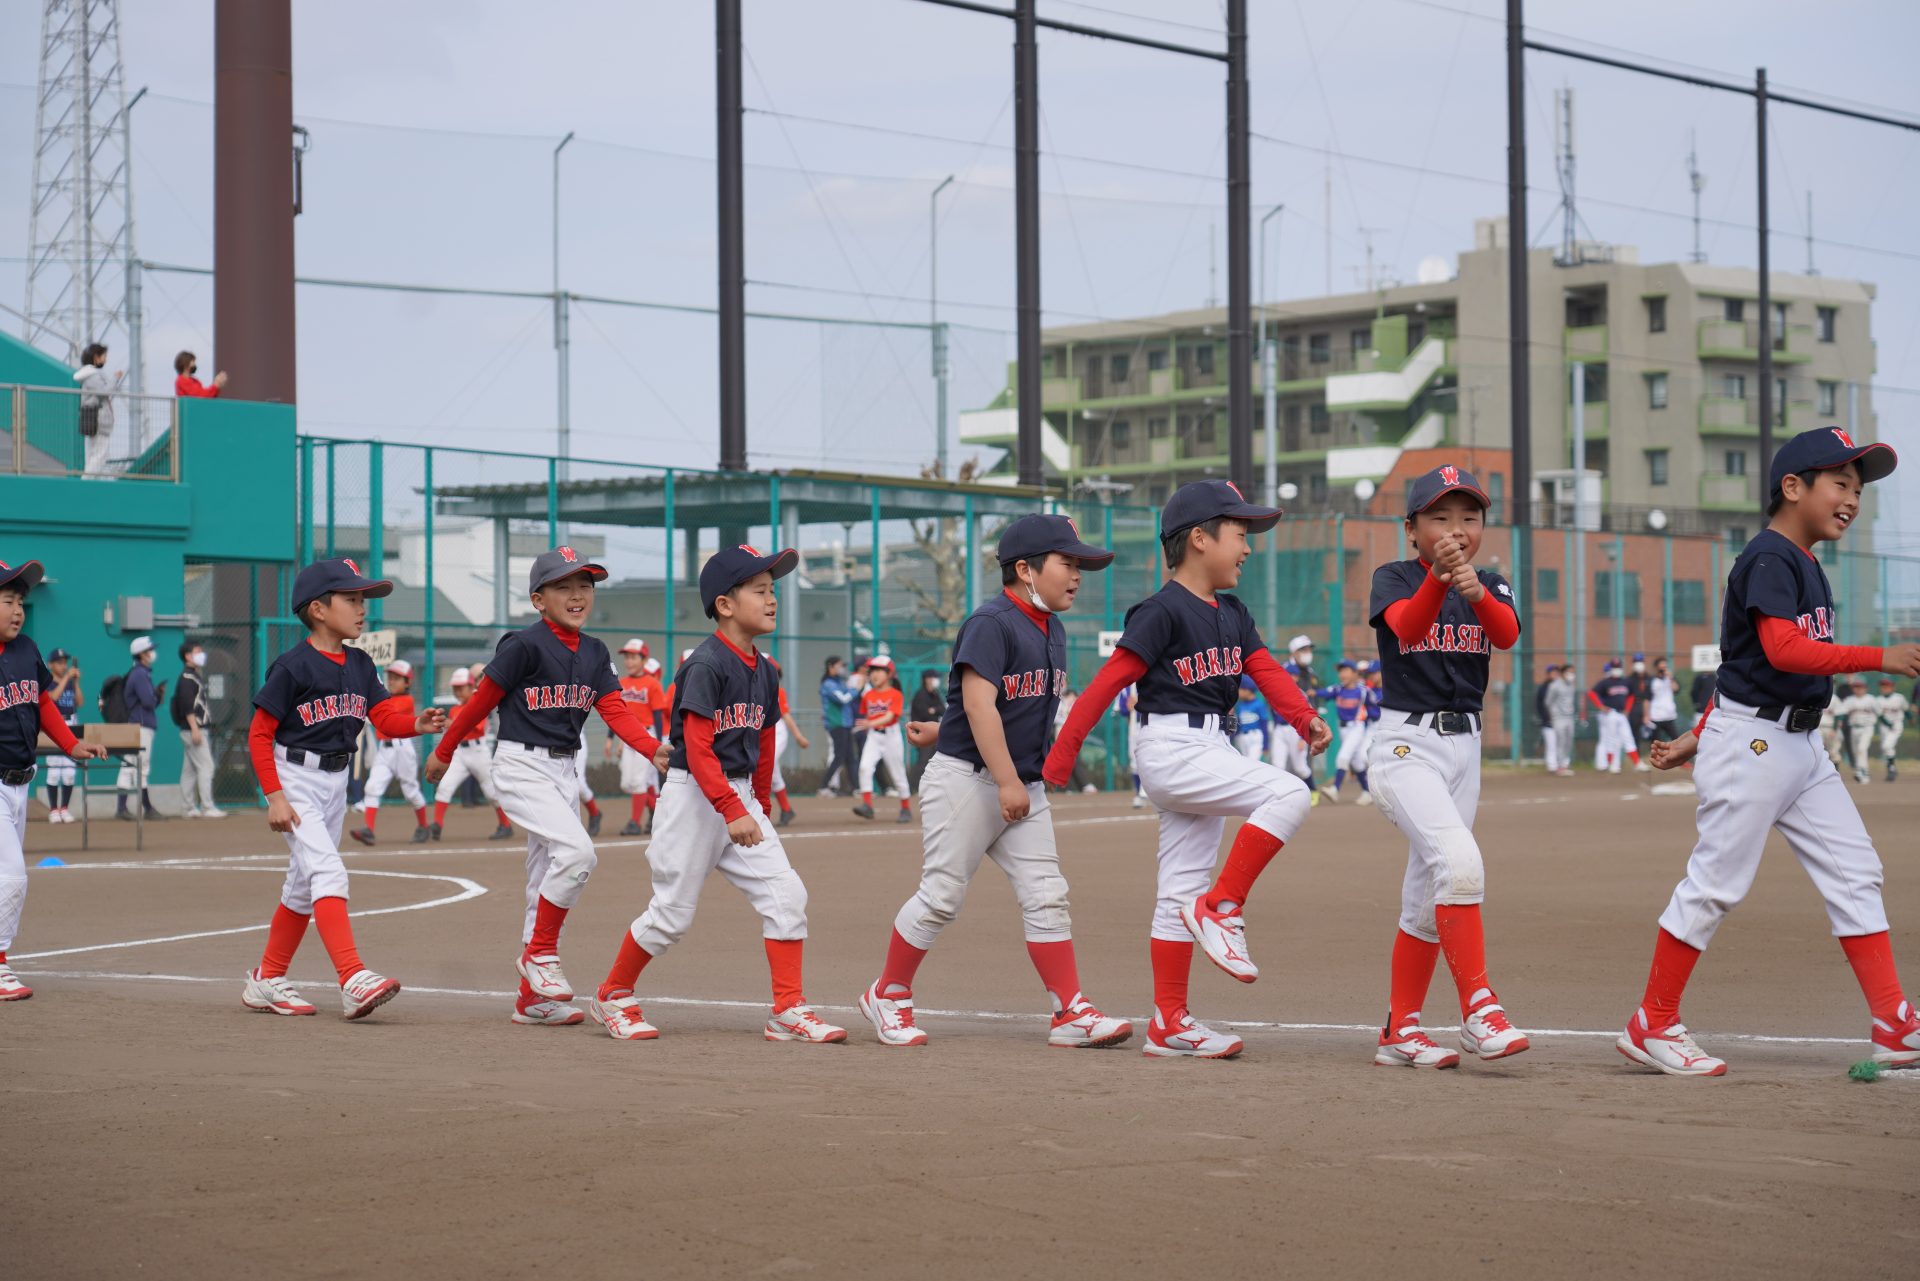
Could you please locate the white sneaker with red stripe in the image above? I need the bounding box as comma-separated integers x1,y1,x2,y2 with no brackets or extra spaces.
241,967,316,1016
1615,1008,1727,1077
1460,999,1530,1060
511,998,585,1026
766,1004,848,1043
0,963,33,1001
591,989,659,1040
858,981,929,1047
1142,1008,1243,1059
1870,1000,1920,1067
1375,1015,1460,1068
1048,995,1133,1048
1180,895,1259,984
339,969,401,1020
516,951,573,1002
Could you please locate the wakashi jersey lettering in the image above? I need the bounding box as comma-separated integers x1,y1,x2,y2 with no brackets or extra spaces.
254,641,390,757
485,623,619,750
1118,583,1265,721
0,635,54,771
667,634,779,776
1590,676,1633,712
1368,559,1519,714
1716,528,1843,708
934,592,1068,783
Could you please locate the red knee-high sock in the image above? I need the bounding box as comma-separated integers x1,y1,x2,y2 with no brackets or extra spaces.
310,897,365,985
413,806,428,827
1840,931,1908,1025
877,928,928,998
433,800,449,825
494,806,511,827
1639,927,1703,1029
1206,823,1285,913
775,788,791,813
1433,904,1493,1014
599,930,654,999
631,794,646,823
1628,749,1643,766
1387,929,1441,1029
765,938,805,1012
257,904,311,978
363,807,377,832
583,798,601,818
1026,940,1082,1013
862,790,874,807
525,896,568,958
642,790,656,814
1150,937,1193,1021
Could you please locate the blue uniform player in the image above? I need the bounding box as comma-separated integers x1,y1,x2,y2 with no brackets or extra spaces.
0,560,107,1002
40,646,82,824
1233,676,1271,761
859,514,1131,1050
1364,466,1530,1069
1315,661,1373,804
1624,428,1920,1076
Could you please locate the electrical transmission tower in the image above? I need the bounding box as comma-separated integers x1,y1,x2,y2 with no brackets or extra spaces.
25,0,138,378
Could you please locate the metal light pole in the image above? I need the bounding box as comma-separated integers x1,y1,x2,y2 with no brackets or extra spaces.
552,130,575,491
1259,203,1283,637
1755,67,1774,495
124,84,147,449
930,174,954,478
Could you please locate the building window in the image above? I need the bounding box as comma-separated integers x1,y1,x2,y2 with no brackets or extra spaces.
1109,353,1130,383
1408,319,1427,348
1646,296,1667,333
1309,404,1330,434
1195,344,1216,377
1648,449,1670,487
1111,420,1131,450
1724,373,1747,400
1817,381,1837,417
1817,306,1837,342
1727,525,1747,547
1723,297,1744,323
1308,332,1330,363
1671,580,1707,625
1772,301,1788,334
1350,328,1371,355
1147,416,1169,438
1647,372,1668,410
1535,567,1560,603
1595,570,1643,620
1147,348,1168,372
1725,450,1747,476
1195,414,1217,449
1488,472,1504,523
1309,473,1328,502
1774,378,1788,426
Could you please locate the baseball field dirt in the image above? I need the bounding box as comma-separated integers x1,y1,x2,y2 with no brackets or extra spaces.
6,769,1918,1279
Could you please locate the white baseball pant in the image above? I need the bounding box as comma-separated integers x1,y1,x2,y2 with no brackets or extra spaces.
1880,720,1905,761
1334,720,1369,775
893,753,1069,950
617,741,659,795
1657,697,1888,949
771,720,790,794
625,769,807,955
272,750,354,913
1271,723,1310,780
574,731,594,803
362,739,425,812
1594,708,1635,770
1134,716,1311,942
859,725,908,796
1848,723,1876,775
439,740,500,804
492,742,599,939
1233,730,1264,761
1366,715,1484,942
0,780,28,951
42,755,75,788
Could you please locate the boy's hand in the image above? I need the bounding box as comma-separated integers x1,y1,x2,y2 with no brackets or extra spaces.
423,754,448,784
1304,717,1333,755
652,745,672,773
904,720,938,749
266,791,300,832
69,741,108,761
415,707,448,735
726,814,763,848
998,779,1031,823
1450,561,1485,602
1430,536,1466,576
1881,643,1920,678
793,729,811,750
1649,732,1698,770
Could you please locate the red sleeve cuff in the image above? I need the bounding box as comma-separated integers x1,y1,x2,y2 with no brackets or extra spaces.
249,708,282,794
37,694,80,755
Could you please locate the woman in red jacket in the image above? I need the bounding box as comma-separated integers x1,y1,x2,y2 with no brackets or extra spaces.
174,350,228,398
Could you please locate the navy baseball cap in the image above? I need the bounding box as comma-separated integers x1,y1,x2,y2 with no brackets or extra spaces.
699,543,799,619
0,559,44,594
529,545,609,594
1405,464,1491,517
291,557,392,616
997,513,1115,570
1160,479,1282,541
1768,426,1897,495
48,647,71,662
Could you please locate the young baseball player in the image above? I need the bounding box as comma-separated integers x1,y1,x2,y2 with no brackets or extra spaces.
858,515,1131,1050
0,561,109,1000
610,639,667,836
767,668,808,828
591,545,845,1044
424,547,667,1027
1048,481,1331,1059
1838,675,1879,785
1624,429,1920,1076
1545,662,1578,776
1363,465,1529,1069
1588,661,1643,773
1317,660,1371,804
1271,634,1318,785
351,659,431,845
1876,676,1907,781
429,668,514,841
40,647,82,823
852,655,912,823
1233,679,1270,762
242,559,447,1020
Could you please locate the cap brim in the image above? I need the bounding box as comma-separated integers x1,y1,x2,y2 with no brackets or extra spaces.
534,563,609,591
1408,485,1492,517
1061,541,1117,570
0,560,45,593
749,549,800,583
1845,443,1898,484
1165,503,1284,540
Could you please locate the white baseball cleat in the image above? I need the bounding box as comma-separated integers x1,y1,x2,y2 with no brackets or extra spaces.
1375,1015,1460,1068
1142,1008,1243,1059
516,951,573,1002
1870,1000,1920,1067
1635,761,1653,773
766,1004,847,1043
591,989,659,1040
338,969,401,1020
241,967,316,1016
1459,1000,1530,1060
858,981,929,1047
511,998,586,1027
1048,995,1132,1049
1357,791,1376,807
1180,895,1259,984
1615,1008,1727,1077
0,963,33,1001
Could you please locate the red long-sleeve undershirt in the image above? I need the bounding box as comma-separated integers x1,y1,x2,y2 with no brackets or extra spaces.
37,694,80,755
1756,615,1883,678
682,713,776,823
1382,565,1520,651
1587,690,1635,715
250,699,416,795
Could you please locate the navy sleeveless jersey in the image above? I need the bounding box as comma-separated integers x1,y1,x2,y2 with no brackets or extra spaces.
0,633,54,771
1715,528,1840,709
1590,675,1633,712
1118,582,1265,720
486,623,619,749
254,641,390,756
667,634,777,776
1367,559,1518,714
934,592,1067,783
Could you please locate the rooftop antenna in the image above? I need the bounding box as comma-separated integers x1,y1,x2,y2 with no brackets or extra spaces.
1687,130,1707,263
1554,87,1578,265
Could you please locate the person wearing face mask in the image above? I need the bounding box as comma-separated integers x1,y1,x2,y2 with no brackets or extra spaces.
1270,635,1319,789
73,341,124,477
173,350,229,399
172,641,225,819
1628,654,1657,744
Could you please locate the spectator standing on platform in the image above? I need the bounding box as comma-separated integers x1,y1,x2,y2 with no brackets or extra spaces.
819,656,858,796
172,640,224,819
116,636,163,822
173,351,228,399
73,343,123,477
908,668,944,791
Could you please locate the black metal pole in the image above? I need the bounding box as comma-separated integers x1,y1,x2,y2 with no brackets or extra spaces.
1505,0,1531,526
1225,0,1252,494
716,0,748,471
1756,66,1773,501
1013,0,1043,488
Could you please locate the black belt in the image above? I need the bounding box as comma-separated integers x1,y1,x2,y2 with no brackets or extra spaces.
1,765,36,786
1136,710,1230,734
283,749,353,772
725,769,751,780
507,741,576,758
1734,698,1824,733
1405,710,1481,735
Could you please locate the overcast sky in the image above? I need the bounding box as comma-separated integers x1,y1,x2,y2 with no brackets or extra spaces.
3,1,1917,543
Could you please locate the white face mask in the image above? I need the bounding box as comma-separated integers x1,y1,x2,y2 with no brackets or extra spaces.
191,651,208,668
1633,662,1646,673
1295,650,1313,668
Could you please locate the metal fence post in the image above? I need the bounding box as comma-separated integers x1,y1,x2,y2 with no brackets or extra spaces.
368,442,385,627
1662,535,1674,663
546,457,558,545
870,485,882,652
325,441,337,557
424,446,435,681
663,470,677,661
1881,554,1891,645
963,492,977,617
298,436,314,567
10,386,24,475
